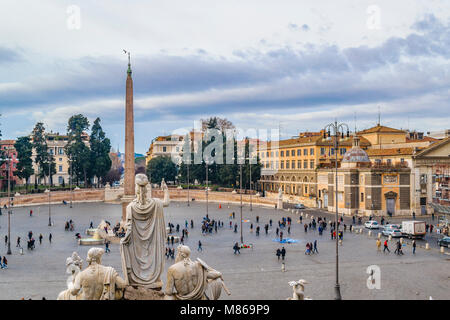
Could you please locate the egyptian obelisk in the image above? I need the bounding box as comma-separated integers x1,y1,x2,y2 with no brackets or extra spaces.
122,52,135,221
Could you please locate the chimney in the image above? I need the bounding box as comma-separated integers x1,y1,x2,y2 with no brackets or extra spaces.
353,136,360,148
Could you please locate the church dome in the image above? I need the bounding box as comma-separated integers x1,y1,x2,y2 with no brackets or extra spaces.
342,136,370,163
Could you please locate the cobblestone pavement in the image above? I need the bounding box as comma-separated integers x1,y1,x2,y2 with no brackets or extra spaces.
0,201,448,300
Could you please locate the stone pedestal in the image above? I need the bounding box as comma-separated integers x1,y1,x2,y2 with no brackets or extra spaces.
121,195,135,222
123,286,165,300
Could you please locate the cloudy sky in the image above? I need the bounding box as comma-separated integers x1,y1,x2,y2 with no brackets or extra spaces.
1,0,450,153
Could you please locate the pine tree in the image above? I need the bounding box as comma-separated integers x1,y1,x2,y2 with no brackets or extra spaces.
14,136,34,190
90,118,112,186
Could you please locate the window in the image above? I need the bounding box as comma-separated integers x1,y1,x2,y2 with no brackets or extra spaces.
49,148,54,155
340,148,346,155
298,160,301,168
59,165,63,172
267,152,269,157
270,152,273,157
303,160,307,169
297,149,301,156
310,148,314,155
286,161,289,169
292,160,295,169
58,148,64,155
281,161,284,169
276,161,279,169
276,151,279,157
387,159,392,165
310,160,314,169
375,159,381,164
361,193,364,202
59,176,64,185
320,148,325,156
330,148,335,155
59,158,62,162
303,149,307,156
281,151,284,157
163,146,167,152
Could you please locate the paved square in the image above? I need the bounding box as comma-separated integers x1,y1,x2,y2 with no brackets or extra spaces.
0,200,448,300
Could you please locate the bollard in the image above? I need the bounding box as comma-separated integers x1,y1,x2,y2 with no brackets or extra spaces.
425,243,430,250
388,235,392,241
440,246,444,254
377,232,381,239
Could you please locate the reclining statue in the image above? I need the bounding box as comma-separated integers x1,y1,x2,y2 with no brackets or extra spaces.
164,245,230,300
58,247,127,300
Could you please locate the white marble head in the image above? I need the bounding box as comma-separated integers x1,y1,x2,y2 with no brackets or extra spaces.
87,247,104,265
135,173,149,187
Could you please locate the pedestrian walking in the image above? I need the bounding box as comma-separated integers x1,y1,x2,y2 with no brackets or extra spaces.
234,224,238,233
280,231,283,241
16,237,21,248
39,234,43,245
29,209,33,217
198,240,202,251
412,240,416,254
105,240,111,253
171,236,174,246
1,256,7,269
256,216,259,223
191,220,194,228
313,240,318,253
276,227,279,236
304,224,308,233
376,239,381,252
276,248,281,260
234,242,240,255
287,226,291,235
49,233,52,243
256,226,260,236
4,235,7,246
269,219,273,227
383,239,390,253
281,247,286,260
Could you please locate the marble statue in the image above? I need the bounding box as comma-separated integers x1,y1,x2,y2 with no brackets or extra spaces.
277,187,283,210
57,252,83,300
58,248,126,300
164,245,230,300
287,279,310,300
120,174,170,289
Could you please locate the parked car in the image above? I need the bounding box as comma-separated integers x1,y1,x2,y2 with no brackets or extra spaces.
382,228,402,238
112,181,121,188
364,221,379,229
437,236,450,248
385,224,402,230
294,203,306,209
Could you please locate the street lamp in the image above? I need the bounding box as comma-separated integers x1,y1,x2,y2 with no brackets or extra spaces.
239,162,243,244
69,158,73,208
47,155,53,226
187,161,190,207
205,163,209,216
5,151,13,255
323,120,349,301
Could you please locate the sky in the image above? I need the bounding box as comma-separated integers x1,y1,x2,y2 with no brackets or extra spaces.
1,0,450,154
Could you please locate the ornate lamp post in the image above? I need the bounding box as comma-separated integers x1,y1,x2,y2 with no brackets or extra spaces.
323,120,349,301
187,161,190,207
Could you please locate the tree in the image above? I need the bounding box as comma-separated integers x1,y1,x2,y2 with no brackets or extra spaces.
104,168,122,185
32,122,54,186
14,136,34,190
89,118,112,186
146,156,177,185
65,114,91,186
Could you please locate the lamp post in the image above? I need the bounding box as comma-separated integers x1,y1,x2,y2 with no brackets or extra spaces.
69,158,73,208
249,161,252,211
205,163,209,216
47,155,52,226
323,120,349,301
239,162,243,244
187,162,190,207
6,150,13,255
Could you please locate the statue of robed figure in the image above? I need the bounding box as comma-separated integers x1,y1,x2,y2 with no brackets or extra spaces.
120,174,170,289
